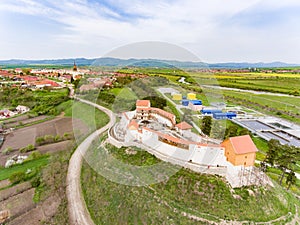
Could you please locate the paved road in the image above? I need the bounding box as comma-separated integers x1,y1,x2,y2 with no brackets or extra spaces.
66,97,115,225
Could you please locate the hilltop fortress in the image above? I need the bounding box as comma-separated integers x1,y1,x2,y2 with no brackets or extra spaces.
109,100,271,188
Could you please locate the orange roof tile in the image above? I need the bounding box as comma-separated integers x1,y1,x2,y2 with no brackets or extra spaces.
175,122,193,130
136,100,150,107
150,108,176,124
227,135,258,154
128,120,139,130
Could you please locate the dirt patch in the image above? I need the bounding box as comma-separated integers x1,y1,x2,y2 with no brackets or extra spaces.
0,182,32,202
0,117,88,166
0,188,36,220
3,116,49,129
1,115,29,124
1,127,37,151
37,141,74,155
7,194,61,225
7,207,44,225
0,180,10,189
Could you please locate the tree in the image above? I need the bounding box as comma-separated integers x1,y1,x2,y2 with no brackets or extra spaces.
9,171,26,184
276,144,297,186
286,171,297,190
239,128,250,136
265,139,280,166
201,116,212,136
142,96,167,109
210,120,226,139
225,125,238,138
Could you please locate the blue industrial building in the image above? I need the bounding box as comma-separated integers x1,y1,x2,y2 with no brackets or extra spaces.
213,112,237,120
182,100,189,106
189,100,202,105
201,109,222,115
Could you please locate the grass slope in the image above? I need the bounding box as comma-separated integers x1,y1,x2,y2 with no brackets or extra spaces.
0,156,49,181
81,141,300,224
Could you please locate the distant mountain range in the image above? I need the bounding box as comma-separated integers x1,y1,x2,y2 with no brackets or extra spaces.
0,57,299,69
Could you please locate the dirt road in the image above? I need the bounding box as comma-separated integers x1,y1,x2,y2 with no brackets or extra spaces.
66,97,115,225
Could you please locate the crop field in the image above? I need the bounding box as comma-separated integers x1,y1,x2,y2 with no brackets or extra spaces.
0,117,86,154
194,72,300,95
126,67,300,96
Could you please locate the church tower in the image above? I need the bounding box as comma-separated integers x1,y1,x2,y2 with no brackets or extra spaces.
73,60,78,71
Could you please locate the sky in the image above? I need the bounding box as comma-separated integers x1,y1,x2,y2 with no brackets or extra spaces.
0,0,300,63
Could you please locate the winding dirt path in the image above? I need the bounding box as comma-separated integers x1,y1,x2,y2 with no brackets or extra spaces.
66,97,115,225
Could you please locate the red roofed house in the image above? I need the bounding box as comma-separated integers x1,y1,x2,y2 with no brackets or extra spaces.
222,135,257,167
136,100,151,108
175,121,193,131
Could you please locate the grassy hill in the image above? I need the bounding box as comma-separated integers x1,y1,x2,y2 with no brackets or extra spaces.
81,140,300,224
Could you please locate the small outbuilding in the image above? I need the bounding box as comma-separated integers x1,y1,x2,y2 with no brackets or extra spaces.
188,100,203,111
187,93,197,100
222,135,257,167
172,93,182,101
182,100,190,106
175,121,193,131
213,112,237,120
201,108,222,115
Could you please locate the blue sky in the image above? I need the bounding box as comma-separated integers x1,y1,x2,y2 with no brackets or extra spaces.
0,0,300,63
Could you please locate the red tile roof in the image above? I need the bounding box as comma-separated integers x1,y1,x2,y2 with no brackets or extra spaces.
128,120,139,130
175,122,193,130
227,135,258,154
150,108,176,124
136,100,150,107
142,127,220,147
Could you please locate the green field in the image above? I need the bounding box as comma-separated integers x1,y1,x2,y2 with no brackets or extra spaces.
61,100,110,130
0,155,49,181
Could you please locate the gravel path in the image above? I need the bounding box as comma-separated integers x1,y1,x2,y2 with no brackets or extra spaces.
66,97,115,225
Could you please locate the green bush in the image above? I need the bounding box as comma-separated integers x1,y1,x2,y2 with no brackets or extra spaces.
63,132,74,140
36,136,45,145
19,144,35,153
26,151,43,161
54,134,61,142
2,147,13,155
9,171,26,184
31,174,41,188
44,135,54,144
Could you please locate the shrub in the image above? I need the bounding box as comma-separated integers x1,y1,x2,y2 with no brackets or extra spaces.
2,147,13,155
36,136,45,145
44,135,55,144
63,132,74,140
19,144,35,153
26,151,42,161
54,134,61,142
9,171,26,184
31,175,41,188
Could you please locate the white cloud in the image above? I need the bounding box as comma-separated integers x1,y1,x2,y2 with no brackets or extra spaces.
0,0,300,62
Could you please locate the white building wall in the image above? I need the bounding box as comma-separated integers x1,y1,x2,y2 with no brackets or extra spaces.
151,113,173,127
190,146,227,167
142,131,160,148
155,142,193,161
